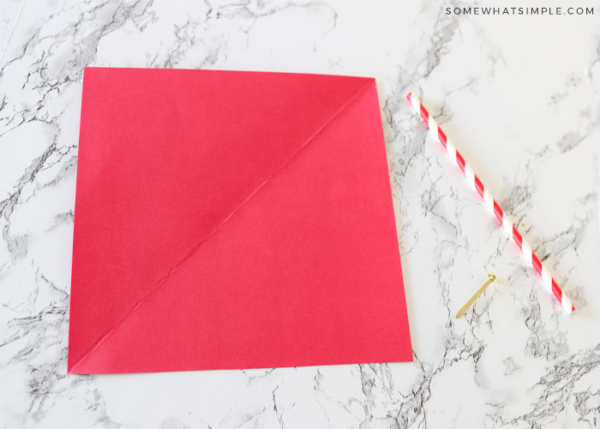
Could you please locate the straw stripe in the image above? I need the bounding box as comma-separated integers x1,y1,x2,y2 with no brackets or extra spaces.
474,176,485,198
438,129,448,147
407,92,575,313
456,152,466,172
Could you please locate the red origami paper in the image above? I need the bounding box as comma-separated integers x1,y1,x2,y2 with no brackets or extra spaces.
68,67,412,374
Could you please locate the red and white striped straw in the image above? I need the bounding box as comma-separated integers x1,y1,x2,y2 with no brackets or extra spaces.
407,92,575,313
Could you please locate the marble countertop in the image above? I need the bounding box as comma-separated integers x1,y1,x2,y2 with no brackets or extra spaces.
1,1,600,428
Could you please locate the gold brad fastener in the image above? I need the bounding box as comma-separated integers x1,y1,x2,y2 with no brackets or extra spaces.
456,274,498,318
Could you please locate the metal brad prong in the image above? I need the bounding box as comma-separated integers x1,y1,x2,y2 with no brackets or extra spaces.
456,274,498,318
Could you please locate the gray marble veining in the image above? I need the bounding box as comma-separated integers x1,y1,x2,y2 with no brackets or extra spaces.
1,0,600,427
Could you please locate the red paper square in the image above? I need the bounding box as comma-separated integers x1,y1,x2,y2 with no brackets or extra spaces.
68,68,412,374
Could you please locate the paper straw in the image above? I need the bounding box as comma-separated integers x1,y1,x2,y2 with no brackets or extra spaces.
406,92,575,313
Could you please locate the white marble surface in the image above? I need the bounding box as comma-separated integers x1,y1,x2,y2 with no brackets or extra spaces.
0,0,23,63
1,1,600,428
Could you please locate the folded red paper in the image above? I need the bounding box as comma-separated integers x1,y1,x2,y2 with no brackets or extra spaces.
68,67,412,374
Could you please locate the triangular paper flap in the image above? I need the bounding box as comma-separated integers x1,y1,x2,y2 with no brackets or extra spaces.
69,68,373,369
70,82,412,374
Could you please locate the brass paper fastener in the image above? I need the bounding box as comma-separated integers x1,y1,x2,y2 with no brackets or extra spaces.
456,274,498,318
